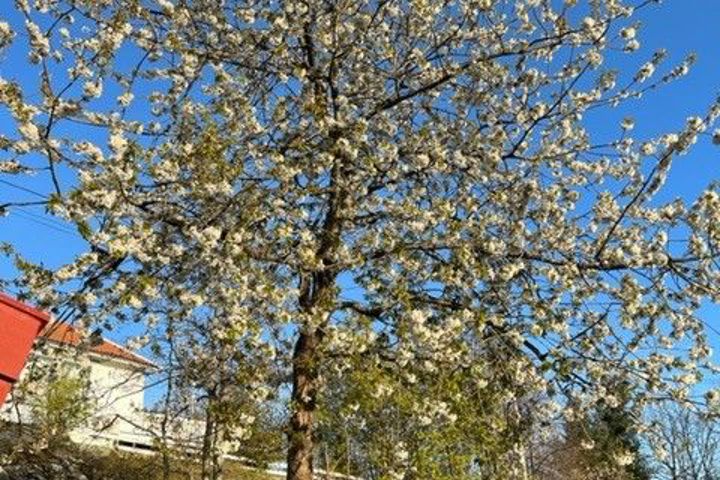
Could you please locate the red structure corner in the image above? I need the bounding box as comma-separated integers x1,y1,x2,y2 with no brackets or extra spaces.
0,293,51,406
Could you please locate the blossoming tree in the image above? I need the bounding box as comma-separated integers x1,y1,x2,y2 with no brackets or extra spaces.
2,1,720,478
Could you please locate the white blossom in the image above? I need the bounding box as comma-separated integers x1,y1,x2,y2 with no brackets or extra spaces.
0,21,14,50
83,79,103,98
621,117,635,130
621,27,636,40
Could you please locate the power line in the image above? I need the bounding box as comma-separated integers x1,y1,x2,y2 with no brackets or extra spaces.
0,179,85,241
12,211,78,238
9,209,80,239
14,205,79,233
0,179,48,199
0,178,83,237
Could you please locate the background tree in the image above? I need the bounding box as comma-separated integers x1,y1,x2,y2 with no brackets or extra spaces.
28,371,93,450
5,343,95,454
316,333,538,479
551,397,651,480
171,313,274,480
2,2,720,480
646,404,720,480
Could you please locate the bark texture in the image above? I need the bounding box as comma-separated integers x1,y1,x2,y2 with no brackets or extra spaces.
287,331,320,480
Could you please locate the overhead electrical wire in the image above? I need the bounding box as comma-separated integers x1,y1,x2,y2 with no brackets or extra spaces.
0,178,48,199
0,177,83,239
11,208,79,238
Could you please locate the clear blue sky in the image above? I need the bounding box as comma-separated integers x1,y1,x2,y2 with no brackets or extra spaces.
1,2,720,392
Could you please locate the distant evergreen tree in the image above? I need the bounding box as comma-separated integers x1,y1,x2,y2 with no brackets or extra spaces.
561,387,651,480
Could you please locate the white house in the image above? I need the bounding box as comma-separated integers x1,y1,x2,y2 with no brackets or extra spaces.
0,321,202,454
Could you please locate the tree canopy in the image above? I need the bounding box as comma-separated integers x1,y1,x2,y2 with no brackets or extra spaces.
2,1,720,479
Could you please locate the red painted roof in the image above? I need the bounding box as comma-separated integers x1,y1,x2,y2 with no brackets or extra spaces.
40,322,155,369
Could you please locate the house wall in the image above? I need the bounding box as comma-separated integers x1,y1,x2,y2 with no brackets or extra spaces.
87,354,145,416
0,345,150,450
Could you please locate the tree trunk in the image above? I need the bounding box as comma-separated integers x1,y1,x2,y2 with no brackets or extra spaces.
324,444,331,480
161,334,175,480
201,393,217,480
287,330,319,480
286,132,347,480
211,397,224,480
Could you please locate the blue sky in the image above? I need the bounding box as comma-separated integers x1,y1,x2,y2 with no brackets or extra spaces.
2,2,720,398
599,2,720,390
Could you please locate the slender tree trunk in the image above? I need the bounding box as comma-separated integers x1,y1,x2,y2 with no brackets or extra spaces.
346,431,351,478
201,393,217,480
161,333,175,480
211,388,224,480
518,441,530,480
287,330,320,480
160,405,172,480
324,444,331,480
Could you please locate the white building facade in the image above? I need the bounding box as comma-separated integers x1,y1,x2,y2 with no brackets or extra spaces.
0,322,201,454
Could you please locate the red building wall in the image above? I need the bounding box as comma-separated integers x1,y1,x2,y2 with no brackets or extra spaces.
0,293,50,405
